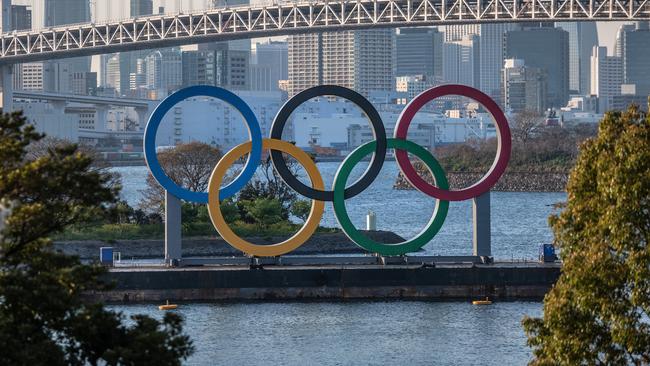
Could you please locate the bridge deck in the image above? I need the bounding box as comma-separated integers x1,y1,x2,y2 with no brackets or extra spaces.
2,0,648,64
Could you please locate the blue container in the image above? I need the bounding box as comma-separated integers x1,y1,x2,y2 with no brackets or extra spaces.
539,244,557,262
100,247,114,265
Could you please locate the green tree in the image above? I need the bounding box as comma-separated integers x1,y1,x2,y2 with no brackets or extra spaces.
219,198,241,224
0,111,194,365
237,157,300,220
139,142,222,214
523,105,650,365
290,200,311,223
243,198,283,228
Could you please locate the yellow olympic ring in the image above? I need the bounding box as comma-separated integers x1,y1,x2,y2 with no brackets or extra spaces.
207,138,325,257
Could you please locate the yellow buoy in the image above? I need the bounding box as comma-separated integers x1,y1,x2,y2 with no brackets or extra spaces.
159,300,178,311
472,297,493,305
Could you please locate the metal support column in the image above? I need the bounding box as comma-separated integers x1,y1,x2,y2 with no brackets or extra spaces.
165,190,182,266
472,191,491,258
0,0,12,112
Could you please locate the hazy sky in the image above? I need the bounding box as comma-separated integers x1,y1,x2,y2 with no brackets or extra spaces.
11,0,634,53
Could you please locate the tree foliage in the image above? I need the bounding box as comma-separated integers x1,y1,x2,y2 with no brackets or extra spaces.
523,105,650,365
0,111,194,365
511,110,544,145
139,142,222,213
236,156,299,221
290,200,311,223
243,198,283,228
433,122,596,173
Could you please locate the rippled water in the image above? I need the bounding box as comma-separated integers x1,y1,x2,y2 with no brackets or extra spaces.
115,301,542,366
113,163,553,364
114,161,565,259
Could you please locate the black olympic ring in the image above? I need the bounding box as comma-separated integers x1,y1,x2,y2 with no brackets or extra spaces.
269,85,388,202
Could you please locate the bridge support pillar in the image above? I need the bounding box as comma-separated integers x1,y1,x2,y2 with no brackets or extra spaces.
94,105,108,132
135,106,150,131
0,65,13,112
472,191,491,258
165,190,182,266
50,100,66,113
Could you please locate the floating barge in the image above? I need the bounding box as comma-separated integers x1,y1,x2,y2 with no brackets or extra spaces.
91,257,560,303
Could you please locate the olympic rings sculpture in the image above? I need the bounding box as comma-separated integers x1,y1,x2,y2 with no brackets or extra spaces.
144,84,512,257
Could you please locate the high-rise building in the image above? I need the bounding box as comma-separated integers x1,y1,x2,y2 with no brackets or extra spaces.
182,45,250,90
442,24,519,101
44,0,92,91
128,58,148,97
115,0,155,97
225,50,250,90
131,0,153,17
146,49,183,96
557,22,599,94
105,55,121,94
444,24,481,42
182,50,217,87
251,40,288,91
621,22,650,97
20,63,44,91
208,0,251,52
11,5,31,31
614,24,635,57
590,46,623,113
442,35,480,88
130,58,147,90
396,28,443,79
505,25,570,108
287,30,395,97
70,72,97,95
479,24,519,102
43,61,74,92
502,59,547,114
11,5,33,90
0,0,9,33
44,0,90,26
287,33,322,95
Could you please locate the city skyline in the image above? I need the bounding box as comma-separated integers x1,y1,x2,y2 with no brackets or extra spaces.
4,0,650,152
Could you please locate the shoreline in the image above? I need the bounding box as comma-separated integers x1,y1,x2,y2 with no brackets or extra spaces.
395,170,569,192
54,231,406,260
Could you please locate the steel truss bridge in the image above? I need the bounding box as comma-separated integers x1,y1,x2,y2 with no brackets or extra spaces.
1,0,649,65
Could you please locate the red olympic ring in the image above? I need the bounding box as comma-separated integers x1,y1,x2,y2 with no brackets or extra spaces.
393,84,512,201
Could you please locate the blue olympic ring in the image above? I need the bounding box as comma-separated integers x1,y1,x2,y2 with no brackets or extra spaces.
143,85,263,203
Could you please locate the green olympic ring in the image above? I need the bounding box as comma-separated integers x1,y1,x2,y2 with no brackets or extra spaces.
332,138,450,256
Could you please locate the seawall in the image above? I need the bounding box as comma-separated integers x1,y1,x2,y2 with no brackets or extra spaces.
56,231,404,260
91,262,561,303
395,170,568,192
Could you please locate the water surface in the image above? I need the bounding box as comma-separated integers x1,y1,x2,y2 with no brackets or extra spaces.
114,162,564,259
116,301,542,366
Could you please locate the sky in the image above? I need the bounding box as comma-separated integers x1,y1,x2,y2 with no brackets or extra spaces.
10,1,635,53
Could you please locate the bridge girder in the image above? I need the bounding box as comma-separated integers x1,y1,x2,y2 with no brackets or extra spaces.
1,0,649,64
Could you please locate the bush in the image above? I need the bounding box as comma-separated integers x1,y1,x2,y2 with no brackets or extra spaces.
219,198,240,224
242,198,283,228
290,200,311,223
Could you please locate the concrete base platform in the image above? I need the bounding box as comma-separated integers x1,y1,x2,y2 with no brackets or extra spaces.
92,262,561,303
174,255,491,267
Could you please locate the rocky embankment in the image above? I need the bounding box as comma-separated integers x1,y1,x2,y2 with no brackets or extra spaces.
394,163,568,192
54,231,406,260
